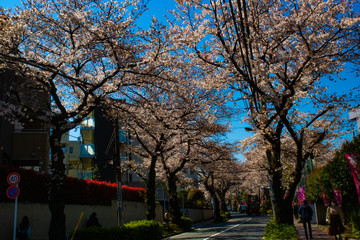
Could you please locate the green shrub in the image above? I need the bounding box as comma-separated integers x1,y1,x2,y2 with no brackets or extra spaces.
163,223,182,236
267,209,273,216
220,211,231,221
260,208,267,215
351,214,360,239
262,220,298,240
177,189,190,207
73,220,164,240
260,198,272,215
178,216,192,231
187,189,207,208
124,220,164,240
73,226,124,240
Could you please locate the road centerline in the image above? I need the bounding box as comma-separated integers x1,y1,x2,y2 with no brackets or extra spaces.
202,217,252,240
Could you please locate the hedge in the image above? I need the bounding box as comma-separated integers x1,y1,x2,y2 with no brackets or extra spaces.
178,216,192,231
306,135,360,219
0,165,146,205
73,220,164,240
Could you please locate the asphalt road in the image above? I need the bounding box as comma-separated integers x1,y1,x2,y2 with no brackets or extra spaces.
164,213,270,240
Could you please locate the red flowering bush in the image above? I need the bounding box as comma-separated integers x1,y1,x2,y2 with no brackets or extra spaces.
122,185,146,202
0,165,146,205
85,180,146,204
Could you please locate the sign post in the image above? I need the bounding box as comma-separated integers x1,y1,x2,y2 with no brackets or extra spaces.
7,172,20,240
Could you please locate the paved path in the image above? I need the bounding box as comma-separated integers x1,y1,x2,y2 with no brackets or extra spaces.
295,221,334,240
164,213,269,239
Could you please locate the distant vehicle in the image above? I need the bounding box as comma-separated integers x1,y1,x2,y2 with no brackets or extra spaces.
240,205,247,213
246,202,260,216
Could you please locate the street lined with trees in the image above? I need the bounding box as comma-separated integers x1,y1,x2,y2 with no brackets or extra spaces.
170,0,360,224
1,0,360,239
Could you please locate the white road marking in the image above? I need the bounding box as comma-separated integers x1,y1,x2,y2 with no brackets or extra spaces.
202,218,252,240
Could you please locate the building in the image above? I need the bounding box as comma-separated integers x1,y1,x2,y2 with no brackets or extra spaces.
0,69,50,172
349,106,360,135
60,108,142,185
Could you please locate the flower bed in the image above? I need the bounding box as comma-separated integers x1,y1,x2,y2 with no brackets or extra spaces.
0,165,145,205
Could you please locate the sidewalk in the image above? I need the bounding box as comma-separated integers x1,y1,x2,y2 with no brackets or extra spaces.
295,221,334,240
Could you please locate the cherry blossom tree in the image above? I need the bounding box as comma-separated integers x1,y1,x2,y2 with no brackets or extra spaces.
104,18,231,222
0,0,149,239
191,140,239,220
110,64,229,222
158,108,228,224
110,87,182,221
171,0,360,224
213,160,243,213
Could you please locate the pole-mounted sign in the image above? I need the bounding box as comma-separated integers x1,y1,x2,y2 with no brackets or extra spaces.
6,172,20,240
6,185,20,199
7,172,20,185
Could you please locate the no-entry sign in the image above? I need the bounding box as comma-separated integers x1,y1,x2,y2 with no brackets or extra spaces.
7,172,20,185
6,186,20,199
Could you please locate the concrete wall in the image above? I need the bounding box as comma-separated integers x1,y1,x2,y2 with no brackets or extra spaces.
2,201,149,240
184,208,214,223
1,201,213,240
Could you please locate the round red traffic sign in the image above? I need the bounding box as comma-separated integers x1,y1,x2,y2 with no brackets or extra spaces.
6,185,20,199
7,172,20,185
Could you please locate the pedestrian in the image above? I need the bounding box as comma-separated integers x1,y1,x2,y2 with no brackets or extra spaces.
326,200,345,240
298,200,313,239
164,211,172,223
293,203,299,220
16,216,31,240
86,212,101,227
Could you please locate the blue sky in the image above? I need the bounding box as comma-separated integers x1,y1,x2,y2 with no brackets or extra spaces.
2,0,359,160
1,0,177,26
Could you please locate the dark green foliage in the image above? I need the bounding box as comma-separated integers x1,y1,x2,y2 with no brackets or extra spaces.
177,189,210,209
218,211,230,222
187,189,206,207
73,227,116,240
306,135,360,219
177,189,190,206
260,198,272,215
73,220,164,240
178,216,192,231
163,223,182,236
262,220,298,240
124,220,164,240
351,214,360,239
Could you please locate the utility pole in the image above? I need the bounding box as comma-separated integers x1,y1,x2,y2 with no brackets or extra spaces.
114,118,122,226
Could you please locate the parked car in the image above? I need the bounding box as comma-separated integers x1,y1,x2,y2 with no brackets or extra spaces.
246,202,260,216
240,205,247,213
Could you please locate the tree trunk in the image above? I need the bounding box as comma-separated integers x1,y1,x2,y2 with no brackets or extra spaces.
267,140,304,225
204,183,220,220
146,156,157,220
48,132,66,240
168,174,182,224
269,151,295,224
272,183,294,224
217,191,227,213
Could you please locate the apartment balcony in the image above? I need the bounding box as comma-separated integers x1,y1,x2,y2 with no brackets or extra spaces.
80,144,95,158
81,117,95,129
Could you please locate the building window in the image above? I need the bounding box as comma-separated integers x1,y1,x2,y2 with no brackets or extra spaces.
129,173,133,182
119,130,127,143
69,147,73,153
